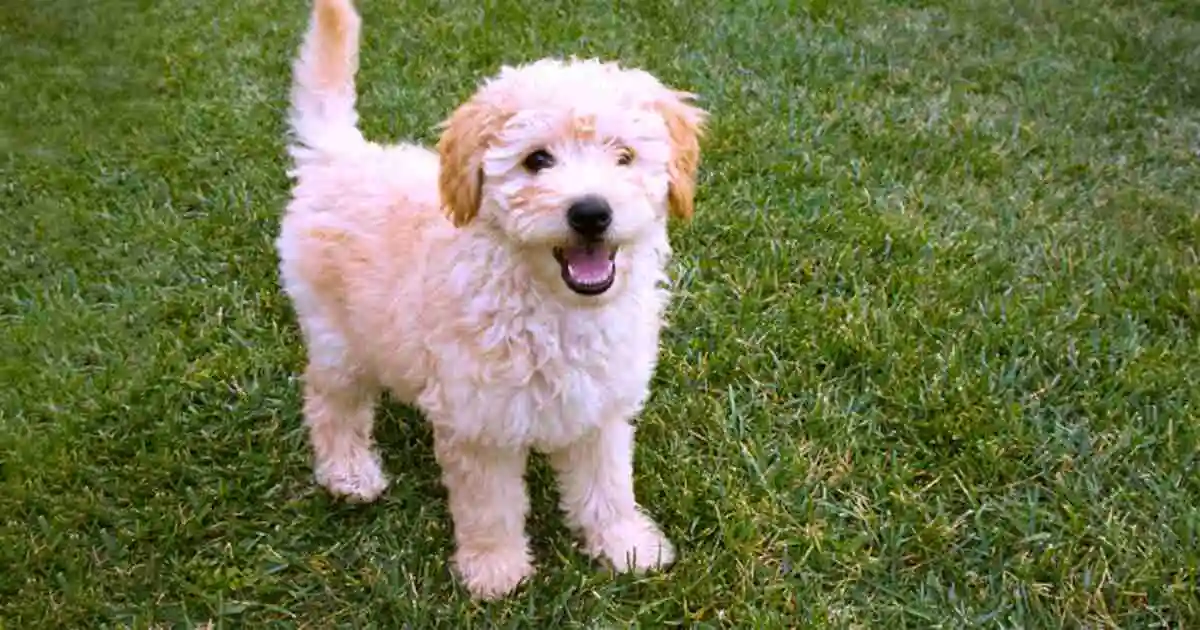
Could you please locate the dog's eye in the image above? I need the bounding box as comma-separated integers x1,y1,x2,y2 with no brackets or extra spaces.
523,149,555,173
617,147,635,166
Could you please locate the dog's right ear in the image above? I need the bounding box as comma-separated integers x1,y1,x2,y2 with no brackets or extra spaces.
437,100,499,227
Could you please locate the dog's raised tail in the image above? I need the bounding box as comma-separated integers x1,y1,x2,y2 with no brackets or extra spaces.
289,0,366,164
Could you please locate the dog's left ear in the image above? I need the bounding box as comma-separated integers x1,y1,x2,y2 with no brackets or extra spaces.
656,90,708,221
437,100,503,227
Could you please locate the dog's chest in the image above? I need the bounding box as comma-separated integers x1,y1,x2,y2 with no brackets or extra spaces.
428,305,661,451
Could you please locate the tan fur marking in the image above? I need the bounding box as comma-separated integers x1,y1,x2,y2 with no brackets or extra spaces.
656,92,708,220
312,0,359,92
437,101,512,226
573,114,597,141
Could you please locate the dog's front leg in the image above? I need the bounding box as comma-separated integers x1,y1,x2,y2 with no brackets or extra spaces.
549,419,675,573
433,433,534,599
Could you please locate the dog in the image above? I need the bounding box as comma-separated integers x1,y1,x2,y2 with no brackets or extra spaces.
276,0,706,599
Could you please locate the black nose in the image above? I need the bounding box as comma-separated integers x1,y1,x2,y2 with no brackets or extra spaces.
566,196,612,238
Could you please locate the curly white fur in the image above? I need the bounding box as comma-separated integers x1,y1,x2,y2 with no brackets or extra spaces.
276,0,706,599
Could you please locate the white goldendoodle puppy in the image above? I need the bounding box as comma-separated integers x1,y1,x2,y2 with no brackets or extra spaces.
276,0,706,599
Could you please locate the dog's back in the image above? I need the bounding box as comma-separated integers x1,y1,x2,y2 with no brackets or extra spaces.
279,0,447,337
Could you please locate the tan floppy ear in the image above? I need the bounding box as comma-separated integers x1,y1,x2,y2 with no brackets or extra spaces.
437,101,501,227
657,90,708,221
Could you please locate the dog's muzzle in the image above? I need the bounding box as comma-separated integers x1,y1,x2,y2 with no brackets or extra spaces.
556,196,617,295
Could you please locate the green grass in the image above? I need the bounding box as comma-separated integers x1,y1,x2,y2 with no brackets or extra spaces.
2,0,1199,626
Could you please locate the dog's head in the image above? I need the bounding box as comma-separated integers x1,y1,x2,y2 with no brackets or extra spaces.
437,58,706,300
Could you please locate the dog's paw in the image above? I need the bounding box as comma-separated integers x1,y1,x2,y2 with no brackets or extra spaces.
453,544,535,600
315,451,388,502
591,512,676,573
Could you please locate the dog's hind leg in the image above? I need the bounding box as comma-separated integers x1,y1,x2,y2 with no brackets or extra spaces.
300,319,388,502
278,218,387,502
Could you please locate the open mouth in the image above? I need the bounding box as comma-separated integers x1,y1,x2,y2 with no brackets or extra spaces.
553,243,618,295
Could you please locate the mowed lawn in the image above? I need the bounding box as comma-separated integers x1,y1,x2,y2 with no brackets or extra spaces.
3,0,1199,626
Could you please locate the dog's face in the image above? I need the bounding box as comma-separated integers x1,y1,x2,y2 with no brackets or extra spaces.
438,59,706,300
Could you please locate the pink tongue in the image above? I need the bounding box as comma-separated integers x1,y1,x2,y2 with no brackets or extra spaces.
563,245,613,284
